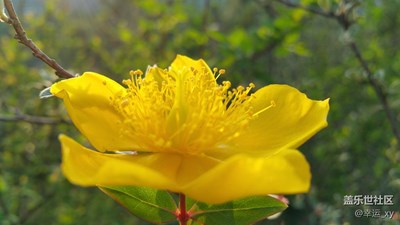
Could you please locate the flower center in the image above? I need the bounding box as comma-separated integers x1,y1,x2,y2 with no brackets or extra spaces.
111,65,273,154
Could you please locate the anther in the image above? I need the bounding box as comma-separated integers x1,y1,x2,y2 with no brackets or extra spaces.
213,67,218,73
237,86,245,92
222,81,231,87
122,79,132,85
129,69,143,77
215,68,226,80
133,70,143,76
253,100,276,116
249,83,255,88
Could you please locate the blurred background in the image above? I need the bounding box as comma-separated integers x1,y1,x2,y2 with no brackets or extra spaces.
0,0,399,224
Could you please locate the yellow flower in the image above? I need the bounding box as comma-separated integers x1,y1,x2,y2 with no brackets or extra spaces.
50,55,329,204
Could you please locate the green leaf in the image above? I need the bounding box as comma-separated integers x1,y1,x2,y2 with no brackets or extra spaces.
188,195,287,225
99,186,177,224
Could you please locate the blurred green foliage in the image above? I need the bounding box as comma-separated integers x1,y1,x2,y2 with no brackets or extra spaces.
1,0,400,224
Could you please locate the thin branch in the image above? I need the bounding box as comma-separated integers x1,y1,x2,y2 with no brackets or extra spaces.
3,0,74,79
19,192,56,225
349,41,400,141
273,0,353,29
273,0,336,18
0,113,70,124
272,0,400,144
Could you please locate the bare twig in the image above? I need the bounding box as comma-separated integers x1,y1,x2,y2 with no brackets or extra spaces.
273,0,354,30
272,0,336,18
272,0,400,144
0,113,70,124
19,192,56,225
348,42,400,141
2,0,74,79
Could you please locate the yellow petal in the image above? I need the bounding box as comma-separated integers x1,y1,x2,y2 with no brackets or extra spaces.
60,134,177,188
232,84,329,152
166,55,216,144
59,135,309,204
144,66,168,85
170,55,213,78
50,72,134,152
59,135,219,192
183,149,311,204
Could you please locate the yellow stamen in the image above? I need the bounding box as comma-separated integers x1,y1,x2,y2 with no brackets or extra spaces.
253,100,276,117
130,69,143,76
111,65,271,154
215,68,226,80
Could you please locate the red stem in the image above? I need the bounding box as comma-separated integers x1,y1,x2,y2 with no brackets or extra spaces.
177,193,190,225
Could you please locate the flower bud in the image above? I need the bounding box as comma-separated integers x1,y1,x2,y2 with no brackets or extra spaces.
0,2,9,23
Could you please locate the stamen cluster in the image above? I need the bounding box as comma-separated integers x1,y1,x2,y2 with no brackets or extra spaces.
112,66,257,154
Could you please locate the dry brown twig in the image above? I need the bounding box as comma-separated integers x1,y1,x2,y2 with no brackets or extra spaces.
1,0,74,79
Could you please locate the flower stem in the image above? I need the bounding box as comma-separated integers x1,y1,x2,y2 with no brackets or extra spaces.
178,193,190,225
